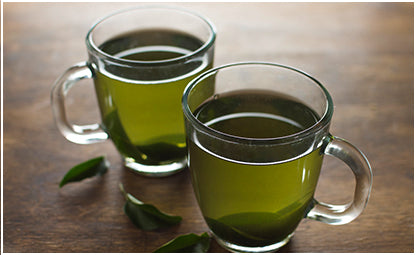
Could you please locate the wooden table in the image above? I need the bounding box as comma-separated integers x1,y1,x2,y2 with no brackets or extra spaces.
3,2,413,253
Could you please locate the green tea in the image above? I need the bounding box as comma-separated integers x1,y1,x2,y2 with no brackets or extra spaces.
188,90,323,247
94,29,211,165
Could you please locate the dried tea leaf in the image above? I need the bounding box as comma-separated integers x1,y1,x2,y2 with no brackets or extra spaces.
119,184,182,231
59,156,109,188
153,232,211,253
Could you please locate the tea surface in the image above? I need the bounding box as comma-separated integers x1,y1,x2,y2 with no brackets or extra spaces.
189,90,323,247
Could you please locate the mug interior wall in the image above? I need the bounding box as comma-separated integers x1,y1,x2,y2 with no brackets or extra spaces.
89,8,214,58
196,65,328,119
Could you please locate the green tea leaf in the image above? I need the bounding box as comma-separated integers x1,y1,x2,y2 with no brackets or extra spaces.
119,184,182,231
204,201,310,247
153,232,211,253
205,216,268,246
59,156,109,188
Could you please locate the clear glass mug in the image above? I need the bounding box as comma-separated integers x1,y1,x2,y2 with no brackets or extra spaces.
51,6,216,177
182,62,372,252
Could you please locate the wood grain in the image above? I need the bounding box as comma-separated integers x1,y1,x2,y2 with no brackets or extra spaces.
3,2,413,252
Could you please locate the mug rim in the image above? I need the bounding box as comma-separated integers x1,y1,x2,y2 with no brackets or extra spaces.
182,61,334,145
85,5,216,66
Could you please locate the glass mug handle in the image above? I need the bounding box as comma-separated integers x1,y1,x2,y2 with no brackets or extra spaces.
51,62,108,144
307,135,372,225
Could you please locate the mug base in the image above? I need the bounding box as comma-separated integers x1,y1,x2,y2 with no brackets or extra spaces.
212,231,294,253
124,157,186,177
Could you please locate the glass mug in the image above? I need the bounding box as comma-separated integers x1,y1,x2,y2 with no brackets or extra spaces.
51,6,216,177
182,62,372,252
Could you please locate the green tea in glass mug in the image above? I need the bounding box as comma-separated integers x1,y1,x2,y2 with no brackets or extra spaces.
190,90,323,247
51,7,216,177
95,29,213,166
182,62,372,252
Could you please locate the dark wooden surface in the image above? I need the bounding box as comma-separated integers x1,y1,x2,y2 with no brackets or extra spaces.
3,2,413,253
